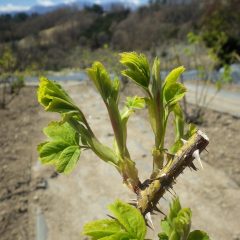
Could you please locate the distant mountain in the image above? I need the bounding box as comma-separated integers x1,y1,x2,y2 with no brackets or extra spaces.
0,0,146,15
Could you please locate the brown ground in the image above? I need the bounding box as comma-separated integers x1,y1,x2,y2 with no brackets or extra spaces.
0,83,240,240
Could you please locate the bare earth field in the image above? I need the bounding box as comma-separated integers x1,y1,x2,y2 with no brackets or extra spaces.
0,82,240,240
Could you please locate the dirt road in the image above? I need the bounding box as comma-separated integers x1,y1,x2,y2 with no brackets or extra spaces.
1,82,240,240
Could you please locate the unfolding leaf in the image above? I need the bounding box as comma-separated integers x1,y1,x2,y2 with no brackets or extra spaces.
37,77,79,114
161,220,171,236
151,57,162,97
173,103,184,140
172,208,192,237
108,200,146,240
120,52,150,91
125,96,145,110
121,96,145,149
187,230,210,240
87,62,119,102
169,198,182,222
164,66,185,85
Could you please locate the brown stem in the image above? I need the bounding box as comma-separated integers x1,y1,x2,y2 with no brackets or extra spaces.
137,130,209,216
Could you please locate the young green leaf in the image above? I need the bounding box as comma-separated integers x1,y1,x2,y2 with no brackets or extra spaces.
108,200,146,240
125,96,145,110
187,230,210,240
164,66,185,85
159,198,210,240
55,145,81,173
173,103,184,140
172,208,192,238
38,121,81,174
169,197,182,222
121,96,145,148
163,82,186,107
83,219,124,239
120,52,150,91
151,57,161,97
87,62,119,102
37,77,79,114
83,200,146,240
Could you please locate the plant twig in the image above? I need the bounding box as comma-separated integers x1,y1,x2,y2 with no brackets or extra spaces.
137,130,209,216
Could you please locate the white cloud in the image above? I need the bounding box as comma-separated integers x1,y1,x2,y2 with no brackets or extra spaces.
37,0,55,6
0,3,30,13
63,0,76,4
132,0,141,5
118,0,141,6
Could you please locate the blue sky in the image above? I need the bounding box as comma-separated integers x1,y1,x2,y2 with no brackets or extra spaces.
0,0,147,13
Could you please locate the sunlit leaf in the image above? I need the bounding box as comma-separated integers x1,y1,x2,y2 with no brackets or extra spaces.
163,82,186,107
151,57,162,97
38,121,81,174
83,219,124,239
108,200,146,240
37,77,79,114
87,61,119,102
164,66,185,85
83,200,147,240
120,52,150,91
56,145,81,173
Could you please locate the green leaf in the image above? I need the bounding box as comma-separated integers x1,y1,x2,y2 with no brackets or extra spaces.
173,103,184,140
43,121,78,145
169,198,182,222
38,121,81,174
87,62,119,102
37,77,79,114
120,52,150,91
151,57,161,97
161,220,171,236
164,66,185,85
56,145,81,173
38,141,69,164
108,200,146,240
173,208,192,237
163,82,186,107
83,219,124,239
121,96,145,151
187,230,210,240
169,231,180,240
160,198,210,240
98,232,132,240
125,96,145,110
83,200,146,240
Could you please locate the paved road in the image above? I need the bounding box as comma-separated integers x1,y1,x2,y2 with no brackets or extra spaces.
26,79,240,117
185,83,240,117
